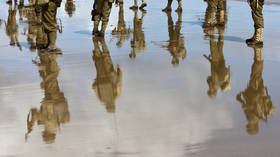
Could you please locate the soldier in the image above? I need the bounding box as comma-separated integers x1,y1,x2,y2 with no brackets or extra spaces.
111,0,131,47
162,0,182,12
26,51,70,143
91,0,119,37
92,37,122,113
65,0,76,18
26,6,40,51
5,3,22,51
162,11,186,66
41,0,62,53
236,45,275,135
203,26,230,98
129,0,147,10
129,10,146,59
246,0,264,45
202,0,227,28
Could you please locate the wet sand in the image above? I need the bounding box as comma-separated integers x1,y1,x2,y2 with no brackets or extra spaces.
0,0,280,157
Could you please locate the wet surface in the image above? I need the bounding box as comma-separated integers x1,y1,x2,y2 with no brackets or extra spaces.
1,0,280,157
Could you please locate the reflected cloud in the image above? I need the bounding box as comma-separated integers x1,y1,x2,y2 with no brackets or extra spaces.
92,37,122,113
236,46,275,135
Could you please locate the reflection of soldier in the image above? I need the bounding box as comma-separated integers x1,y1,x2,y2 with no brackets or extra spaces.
41,0,62,53
203,26,230,98
129,0,147,10
236,46,275,135
162,0,182,12
246,0,264,45
65,0,76,18
162,11,186,65
92,37,122,113
111,1,131,47
202,0,227,28
129,10,146,59
5,4,22,51
91,0,118,37
26,51,70,144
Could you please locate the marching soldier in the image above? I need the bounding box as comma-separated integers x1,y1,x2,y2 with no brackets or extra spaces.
111,0,131,47
162,0,182,12
91,0,119,37
65,0,76,18
246,0,264,45
129,10,146,59
92,37,122,113
26,51,69,143
202,0,227,28
41,0,62,53
129,0,147,10
236,46,275,135
162,11,186,65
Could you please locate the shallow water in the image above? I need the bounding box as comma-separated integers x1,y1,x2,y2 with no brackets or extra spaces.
0,0,280,157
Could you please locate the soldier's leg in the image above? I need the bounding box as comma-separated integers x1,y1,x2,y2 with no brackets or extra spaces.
162,0,172,12
99,0,112,37
47,31,57,50
93,15,101,34
203,0,217,28
247,0,264,44
175,0,182,12
217,0,226,25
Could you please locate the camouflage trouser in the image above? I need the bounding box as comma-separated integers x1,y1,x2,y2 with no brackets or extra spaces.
205,0,226,24
249,0,264,29
92,0,112,23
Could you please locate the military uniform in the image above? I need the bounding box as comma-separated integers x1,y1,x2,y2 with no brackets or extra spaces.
236,46,275,135
203,0,227,28
26,52,69,143
92,37,122,113
129,10,146,59
92,0,116,37
111,1,131,47
41,0,62,52
205,26,230,98
162,0,182,12
246,0,264,45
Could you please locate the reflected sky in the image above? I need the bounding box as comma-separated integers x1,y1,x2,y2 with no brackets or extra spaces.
0,0,280,157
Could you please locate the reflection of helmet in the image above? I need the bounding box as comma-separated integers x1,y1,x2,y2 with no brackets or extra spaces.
171,57,179,65
42,131,56,144
106,102,115,113
246,122,259,135
65,0,76,18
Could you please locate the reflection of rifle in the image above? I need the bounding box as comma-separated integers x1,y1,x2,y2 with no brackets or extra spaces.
58,18,62,33
25,109,38,142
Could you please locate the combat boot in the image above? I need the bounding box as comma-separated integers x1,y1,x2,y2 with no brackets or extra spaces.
247,28,263,45
139,2,147,10
202,11,215,28
246,29,256,43
162,0,172,12
92,20,100,35
98,21,108,37
175,0,182,12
